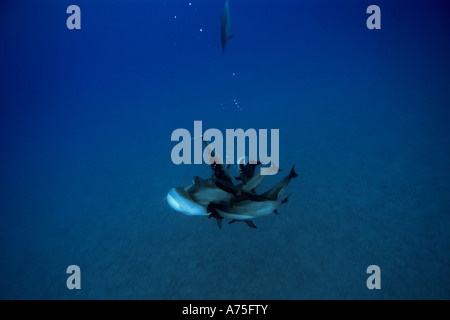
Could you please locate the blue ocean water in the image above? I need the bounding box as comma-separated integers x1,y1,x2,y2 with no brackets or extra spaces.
0,0,449,299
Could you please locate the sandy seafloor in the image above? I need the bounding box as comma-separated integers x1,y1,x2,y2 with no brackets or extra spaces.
0,1,449,299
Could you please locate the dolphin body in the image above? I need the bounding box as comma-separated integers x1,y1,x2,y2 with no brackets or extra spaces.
220,0,233,52
208,197,290,229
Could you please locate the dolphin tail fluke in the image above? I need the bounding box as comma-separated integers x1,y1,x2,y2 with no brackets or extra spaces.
289,165,298,179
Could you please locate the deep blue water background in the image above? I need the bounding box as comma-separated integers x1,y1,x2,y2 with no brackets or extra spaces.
1,0,449,299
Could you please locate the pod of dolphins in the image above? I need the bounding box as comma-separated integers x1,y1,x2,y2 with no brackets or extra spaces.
166,2,298,228
167,138,298,229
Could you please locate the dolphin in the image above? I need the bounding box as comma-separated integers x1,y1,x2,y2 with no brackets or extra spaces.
167,169,268,217
186,176,234,207
208,195,291,229
262,166,298,200
220,0,233,52
202,136,269,202
238,169,265,193
206,166,298,228
235,156,262,185
202,136,233,183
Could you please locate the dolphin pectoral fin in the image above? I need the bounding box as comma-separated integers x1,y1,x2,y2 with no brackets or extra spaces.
207,202,224,229
207,203,219,217
273,209,279,215
245,220,257,229
228,219,257,229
